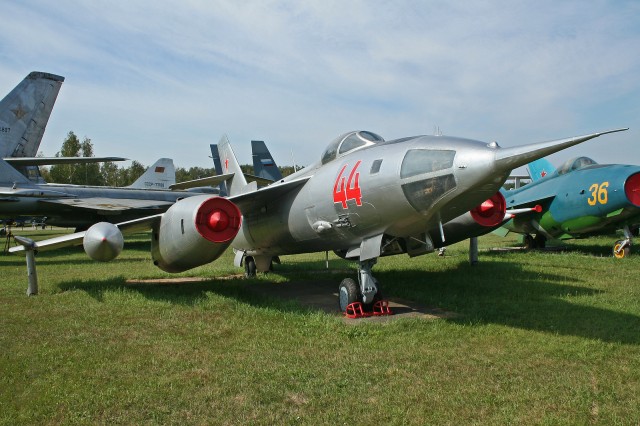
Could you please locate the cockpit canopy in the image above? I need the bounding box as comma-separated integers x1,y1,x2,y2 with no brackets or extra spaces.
321,131,385,164
557,156,598,175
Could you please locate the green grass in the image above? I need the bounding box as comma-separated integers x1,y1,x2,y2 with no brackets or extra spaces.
1,229,640,424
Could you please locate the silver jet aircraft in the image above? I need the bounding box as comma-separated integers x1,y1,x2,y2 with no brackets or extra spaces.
11,128,625,307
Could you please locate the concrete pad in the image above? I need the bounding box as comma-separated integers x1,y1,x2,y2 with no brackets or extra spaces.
126,276,457,323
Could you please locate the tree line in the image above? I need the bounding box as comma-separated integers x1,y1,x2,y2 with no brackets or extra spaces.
40,131,295,186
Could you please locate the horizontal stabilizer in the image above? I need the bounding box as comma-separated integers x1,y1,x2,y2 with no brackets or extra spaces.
4,156,128,166
169,173,234,190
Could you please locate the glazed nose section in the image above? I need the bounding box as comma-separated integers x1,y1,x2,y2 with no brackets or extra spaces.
624,173,640,206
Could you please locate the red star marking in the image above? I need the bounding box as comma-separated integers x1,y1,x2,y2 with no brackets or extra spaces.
225,158,229,170
540,170,547,177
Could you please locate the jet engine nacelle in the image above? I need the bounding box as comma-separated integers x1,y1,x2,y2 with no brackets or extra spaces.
151,195,242,273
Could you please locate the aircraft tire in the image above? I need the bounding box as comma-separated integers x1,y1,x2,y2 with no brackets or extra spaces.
244,257,257,277
534,234,546,249
338,278,359,312
613,241,630,259
524,234,535,250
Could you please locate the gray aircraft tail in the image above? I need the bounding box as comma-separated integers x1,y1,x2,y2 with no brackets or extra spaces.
252,140,282,181
127,158,176,190
0,157,34,186
0,72,65,158
210,144,228,196
217,135,255,196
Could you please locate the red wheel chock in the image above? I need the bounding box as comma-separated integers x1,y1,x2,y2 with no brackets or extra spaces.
345,301,393,318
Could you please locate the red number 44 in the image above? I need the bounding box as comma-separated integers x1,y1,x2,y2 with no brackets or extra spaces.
333,160,363,209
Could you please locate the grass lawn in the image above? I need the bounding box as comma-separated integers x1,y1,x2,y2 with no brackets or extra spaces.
1,228,639,424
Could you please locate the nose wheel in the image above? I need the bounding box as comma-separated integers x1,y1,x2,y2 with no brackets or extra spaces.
337,258,392,317
613,225,633,259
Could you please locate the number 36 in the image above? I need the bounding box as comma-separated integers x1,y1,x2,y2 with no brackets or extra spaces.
587,182,608,206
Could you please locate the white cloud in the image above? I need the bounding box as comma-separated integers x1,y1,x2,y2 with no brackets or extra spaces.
1,0,638,168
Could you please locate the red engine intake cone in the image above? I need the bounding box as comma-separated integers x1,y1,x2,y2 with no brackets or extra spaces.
470,191,507,227
195,197,241,243
625,173,640,207
207,210,230,232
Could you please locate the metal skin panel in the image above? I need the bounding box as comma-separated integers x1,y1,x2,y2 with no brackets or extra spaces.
504,163,640,239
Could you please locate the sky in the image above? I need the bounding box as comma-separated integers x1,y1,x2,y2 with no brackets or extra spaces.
1,0,639,171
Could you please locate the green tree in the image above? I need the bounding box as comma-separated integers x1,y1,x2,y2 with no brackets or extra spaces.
49,131,82,184
100,161,119,187
80,137,103,185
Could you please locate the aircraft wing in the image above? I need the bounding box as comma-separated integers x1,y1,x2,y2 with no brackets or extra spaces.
38,197,174,211
243,173,275,186
4,157,128,166
506,193,556,209
229,175,311,212
169,173,234,190
9,214,162,254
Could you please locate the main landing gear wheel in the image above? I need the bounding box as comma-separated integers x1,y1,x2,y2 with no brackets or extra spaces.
524,234,535,250
613,240,630,259
244,257,257,277
338,278,359,312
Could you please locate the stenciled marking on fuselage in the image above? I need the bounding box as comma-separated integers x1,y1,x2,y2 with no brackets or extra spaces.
587,181,609,206
0,127,10,133
333,160,362,209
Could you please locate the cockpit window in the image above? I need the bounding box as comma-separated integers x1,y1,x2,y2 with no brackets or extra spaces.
557,156,597,175
400,149,456,178
321,131,385,164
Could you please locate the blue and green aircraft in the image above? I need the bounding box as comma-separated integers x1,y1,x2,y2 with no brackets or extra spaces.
499,156,640,258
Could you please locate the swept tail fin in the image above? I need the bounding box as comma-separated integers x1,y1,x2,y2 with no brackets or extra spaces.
217,135,254,196
0,72,65,158
527,158,556,182
127,158,175,189
252,140,282,181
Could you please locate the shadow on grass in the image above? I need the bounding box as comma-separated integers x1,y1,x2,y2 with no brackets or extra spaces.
54,256,640,345
57,276,319,315
377,259,640,345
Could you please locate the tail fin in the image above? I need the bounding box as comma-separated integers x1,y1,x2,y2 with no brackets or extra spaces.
210,144,228,196
0,158,34,186
0,72,65,158
217,135,254,196
128,158,176,189
252,140,282,181
527,158,555,182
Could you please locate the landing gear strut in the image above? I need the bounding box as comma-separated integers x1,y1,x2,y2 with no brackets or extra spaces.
338,258,391,317
613,225,633,259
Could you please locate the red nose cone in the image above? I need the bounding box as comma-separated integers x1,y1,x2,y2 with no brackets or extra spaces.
470,191,506,227
207,210,229,232
477,199,495,215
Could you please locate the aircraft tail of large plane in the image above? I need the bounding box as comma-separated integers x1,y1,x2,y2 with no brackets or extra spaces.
0,157,35,186
0,72,65,158
527,158,556,182
127,158,176,190
216,135,255,196
252,140,283,181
